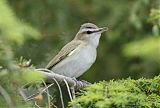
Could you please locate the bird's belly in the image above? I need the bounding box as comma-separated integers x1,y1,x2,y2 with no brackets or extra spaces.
52,47,96,78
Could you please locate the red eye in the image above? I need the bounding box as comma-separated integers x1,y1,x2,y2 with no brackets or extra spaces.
87,31,92,34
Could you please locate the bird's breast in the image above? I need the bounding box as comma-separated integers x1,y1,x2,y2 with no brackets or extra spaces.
52,45,97,78
79,45,97,64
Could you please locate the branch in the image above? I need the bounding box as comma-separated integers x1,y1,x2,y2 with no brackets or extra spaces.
36,68,90,90
42,80,51,108
0,84,14,108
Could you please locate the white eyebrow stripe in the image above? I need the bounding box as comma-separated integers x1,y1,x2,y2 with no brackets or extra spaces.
82,28,96,31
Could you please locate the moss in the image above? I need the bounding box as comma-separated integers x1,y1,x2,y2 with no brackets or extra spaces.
70,75,160,108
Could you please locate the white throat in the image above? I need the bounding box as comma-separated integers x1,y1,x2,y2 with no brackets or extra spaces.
88,33,101,48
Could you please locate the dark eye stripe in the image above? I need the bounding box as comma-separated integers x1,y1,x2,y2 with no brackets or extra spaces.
82,31,93,34
86,31,92,34
85,27,95,29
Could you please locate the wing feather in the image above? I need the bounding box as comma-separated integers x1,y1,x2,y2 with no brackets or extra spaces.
46,40,82,69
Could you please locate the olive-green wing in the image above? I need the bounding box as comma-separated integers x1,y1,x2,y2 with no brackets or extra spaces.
46,40,82,69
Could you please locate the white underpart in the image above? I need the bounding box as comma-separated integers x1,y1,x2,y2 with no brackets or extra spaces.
52,33,101,78
52,43,97,78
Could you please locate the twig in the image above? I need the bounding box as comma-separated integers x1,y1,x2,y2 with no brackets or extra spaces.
42,80,51,108
0,84,14,108
26,94,37,101
36,68,90,89
19,88,27,101
52,78,64,108
35,101,41,108
25,83,54,101
70,87,76,100
40,83,54,93
63,79,73,101
21,68,90,107
20,81,38,101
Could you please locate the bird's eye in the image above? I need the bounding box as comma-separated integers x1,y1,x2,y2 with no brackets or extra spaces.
86,31,92,34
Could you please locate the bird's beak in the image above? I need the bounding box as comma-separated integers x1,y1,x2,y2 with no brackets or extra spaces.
98,27,108,33
93,27,108,33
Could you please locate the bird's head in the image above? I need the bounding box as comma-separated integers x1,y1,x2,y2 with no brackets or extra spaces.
74,23,108,47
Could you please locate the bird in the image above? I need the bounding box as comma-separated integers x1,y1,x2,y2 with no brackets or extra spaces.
46,23,107,78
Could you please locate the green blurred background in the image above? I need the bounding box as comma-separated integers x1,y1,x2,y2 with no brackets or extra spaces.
1,0,160,82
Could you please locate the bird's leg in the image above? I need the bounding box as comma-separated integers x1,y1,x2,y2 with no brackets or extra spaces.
79,80,91,85
70,78,91,100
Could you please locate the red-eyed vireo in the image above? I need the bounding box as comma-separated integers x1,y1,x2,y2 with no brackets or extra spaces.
46,23,108,78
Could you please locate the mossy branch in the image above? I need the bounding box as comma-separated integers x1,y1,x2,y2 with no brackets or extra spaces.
69,75,160,108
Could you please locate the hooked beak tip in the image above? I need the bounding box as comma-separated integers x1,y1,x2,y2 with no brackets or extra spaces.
100,27,108,32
